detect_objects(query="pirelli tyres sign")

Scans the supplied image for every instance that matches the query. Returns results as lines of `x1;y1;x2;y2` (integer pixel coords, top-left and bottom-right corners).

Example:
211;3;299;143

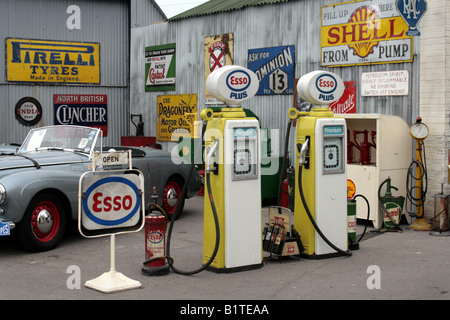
6;38;100;84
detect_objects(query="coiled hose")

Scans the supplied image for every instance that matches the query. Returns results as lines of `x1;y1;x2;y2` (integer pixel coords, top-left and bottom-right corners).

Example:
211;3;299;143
164;147;221;275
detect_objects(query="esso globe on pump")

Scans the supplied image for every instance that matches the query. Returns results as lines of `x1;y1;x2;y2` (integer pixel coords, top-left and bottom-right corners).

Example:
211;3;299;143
297;70;345;105
206;65;259;106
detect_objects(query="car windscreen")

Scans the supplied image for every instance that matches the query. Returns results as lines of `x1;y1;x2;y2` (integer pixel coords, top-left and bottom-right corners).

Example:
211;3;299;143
19;126;101;155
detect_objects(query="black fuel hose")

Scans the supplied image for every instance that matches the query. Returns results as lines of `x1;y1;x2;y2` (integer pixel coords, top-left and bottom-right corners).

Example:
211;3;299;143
277;119;292;207
405;159;427;219
163;147;221;275
352;194;370;243
297;165;352;257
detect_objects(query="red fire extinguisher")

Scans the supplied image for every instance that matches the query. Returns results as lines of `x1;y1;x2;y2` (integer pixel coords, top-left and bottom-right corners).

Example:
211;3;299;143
142;190;170;276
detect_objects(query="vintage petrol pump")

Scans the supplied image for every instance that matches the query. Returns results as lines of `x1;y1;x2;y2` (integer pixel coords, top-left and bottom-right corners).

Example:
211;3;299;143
288;70;351;258
201;65;263;272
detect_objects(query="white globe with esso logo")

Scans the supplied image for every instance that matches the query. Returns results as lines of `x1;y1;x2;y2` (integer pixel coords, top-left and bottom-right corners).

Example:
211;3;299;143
206;65;259;106
297;70;345;106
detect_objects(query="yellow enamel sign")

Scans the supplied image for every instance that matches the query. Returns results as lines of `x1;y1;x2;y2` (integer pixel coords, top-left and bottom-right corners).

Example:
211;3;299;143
6;38;100;84
321;1;413;66
157;94;197;142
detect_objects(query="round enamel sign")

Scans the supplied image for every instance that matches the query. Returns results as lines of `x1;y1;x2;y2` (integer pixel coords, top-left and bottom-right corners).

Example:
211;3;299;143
297;71;345;105
206;65;259;106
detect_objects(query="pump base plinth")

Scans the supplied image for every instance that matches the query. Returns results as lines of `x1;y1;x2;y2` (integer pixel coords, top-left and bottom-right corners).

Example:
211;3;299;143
85;271;141;293
429;230;450;236
141;264;170;276
381;227;403;233
407;218;432;231
206;262;263;274
300;251;351;260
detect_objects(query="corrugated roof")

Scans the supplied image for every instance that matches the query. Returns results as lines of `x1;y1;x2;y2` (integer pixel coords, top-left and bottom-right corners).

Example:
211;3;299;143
169;0;290;21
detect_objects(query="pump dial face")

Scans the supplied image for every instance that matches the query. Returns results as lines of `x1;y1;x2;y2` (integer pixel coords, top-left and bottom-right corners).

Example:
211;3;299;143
234;149;252;174
324;144;339;169
409;122;429;140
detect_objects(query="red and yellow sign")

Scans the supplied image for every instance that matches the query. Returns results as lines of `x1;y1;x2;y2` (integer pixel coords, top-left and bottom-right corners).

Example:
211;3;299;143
321;1;413;67
204;33;234;103
6;38;100;84
347;179;356;199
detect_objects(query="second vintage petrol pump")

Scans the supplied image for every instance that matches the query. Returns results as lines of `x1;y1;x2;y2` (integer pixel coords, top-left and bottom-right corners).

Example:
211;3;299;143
288;70;351;258
201;65;263;273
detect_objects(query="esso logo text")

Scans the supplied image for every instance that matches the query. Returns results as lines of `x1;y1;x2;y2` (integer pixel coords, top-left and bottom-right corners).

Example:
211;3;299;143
92;193;133;213
226;70;251;92
316;74;337;94
229;76;248;86
148;231;163;244
83;176;141;227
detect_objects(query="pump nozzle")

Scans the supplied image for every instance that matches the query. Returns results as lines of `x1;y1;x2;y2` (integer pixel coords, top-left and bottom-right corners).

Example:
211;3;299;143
297;138;310;167
206;140;219;173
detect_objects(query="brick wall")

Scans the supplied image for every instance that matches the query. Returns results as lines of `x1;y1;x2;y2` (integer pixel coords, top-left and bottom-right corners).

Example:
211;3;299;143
419;0;449;218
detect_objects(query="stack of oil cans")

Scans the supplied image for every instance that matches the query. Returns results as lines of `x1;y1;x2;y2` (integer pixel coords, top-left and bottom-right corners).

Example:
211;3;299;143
262;207;304;257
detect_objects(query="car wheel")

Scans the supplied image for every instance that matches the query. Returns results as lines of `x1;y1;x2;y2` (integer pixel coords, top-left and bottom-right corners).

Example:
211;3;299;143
18;193;67;252
163;178;185;220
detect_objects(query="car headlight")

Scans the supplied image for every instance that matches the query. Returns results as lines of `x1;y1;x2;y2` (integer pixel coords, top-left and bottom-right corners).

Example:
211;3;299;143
0;184;6;204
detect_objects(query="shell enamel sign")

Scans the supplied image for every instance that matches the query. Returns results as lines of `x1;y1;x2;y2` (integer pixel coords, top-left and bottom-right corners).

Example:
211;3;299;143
6;38;100;84
321;0;413;67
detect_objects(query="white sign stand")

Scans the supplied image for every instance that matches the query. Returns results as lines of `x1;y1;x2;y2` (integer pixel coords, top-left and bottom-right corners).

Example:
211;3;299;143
80;150;143;293
85;234;141;293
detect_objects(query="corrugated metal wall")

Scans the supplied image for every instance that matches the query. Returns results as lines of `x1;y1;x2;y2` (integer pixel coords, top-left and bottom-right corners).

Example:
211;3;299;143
0;0;130;145
131;0;167;27
130;0;420;161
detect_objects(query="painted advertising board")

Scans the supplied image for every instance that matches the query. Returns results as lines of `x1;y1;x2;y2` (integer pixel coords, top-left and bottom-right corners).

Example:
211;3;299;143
204;33;234;104
79;170;144;238
361;70;409;96
321;0;413;67
6;38;100;84
247;45;295;95
396;0;427;36
145;43;176;92
330;81;357;114
54;94;108;136
156;94;197;141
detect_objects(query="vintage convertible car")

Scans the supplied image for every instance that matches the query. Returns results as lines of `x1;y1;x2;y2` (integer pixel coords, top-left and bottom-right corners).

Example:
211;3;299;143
0;125;201;252
0;143;19;154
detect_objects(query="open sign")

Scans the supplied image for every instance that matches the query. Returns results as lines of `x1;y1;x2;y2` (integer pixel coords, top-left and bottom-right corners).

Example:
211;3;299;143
79;170;144;237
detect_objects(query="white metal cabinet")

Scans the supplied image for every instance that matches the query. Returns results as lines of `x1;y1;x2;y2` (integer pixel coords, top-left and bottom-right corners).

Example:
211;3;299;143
342;114;411;229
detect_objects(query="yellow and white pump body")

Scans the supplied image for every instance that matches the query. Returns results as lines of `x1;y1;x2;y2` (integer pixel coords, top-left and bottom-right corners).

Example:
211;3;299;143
201;65;263;272
288;70;349;258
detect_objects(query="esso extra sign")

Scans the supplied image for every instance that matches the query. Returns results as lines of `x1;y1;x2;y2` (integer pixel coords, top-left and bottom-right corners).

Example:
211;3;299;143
206;65;259;105
297;71;345;105
80;171;144;236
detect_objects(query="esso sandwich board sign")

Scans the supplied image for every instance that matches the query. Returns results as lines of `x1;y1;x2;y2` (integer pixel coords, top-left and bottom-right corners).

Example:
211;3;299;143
78;152;144;294
297;70;345;105
206;65;259;106
78;163;145;238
